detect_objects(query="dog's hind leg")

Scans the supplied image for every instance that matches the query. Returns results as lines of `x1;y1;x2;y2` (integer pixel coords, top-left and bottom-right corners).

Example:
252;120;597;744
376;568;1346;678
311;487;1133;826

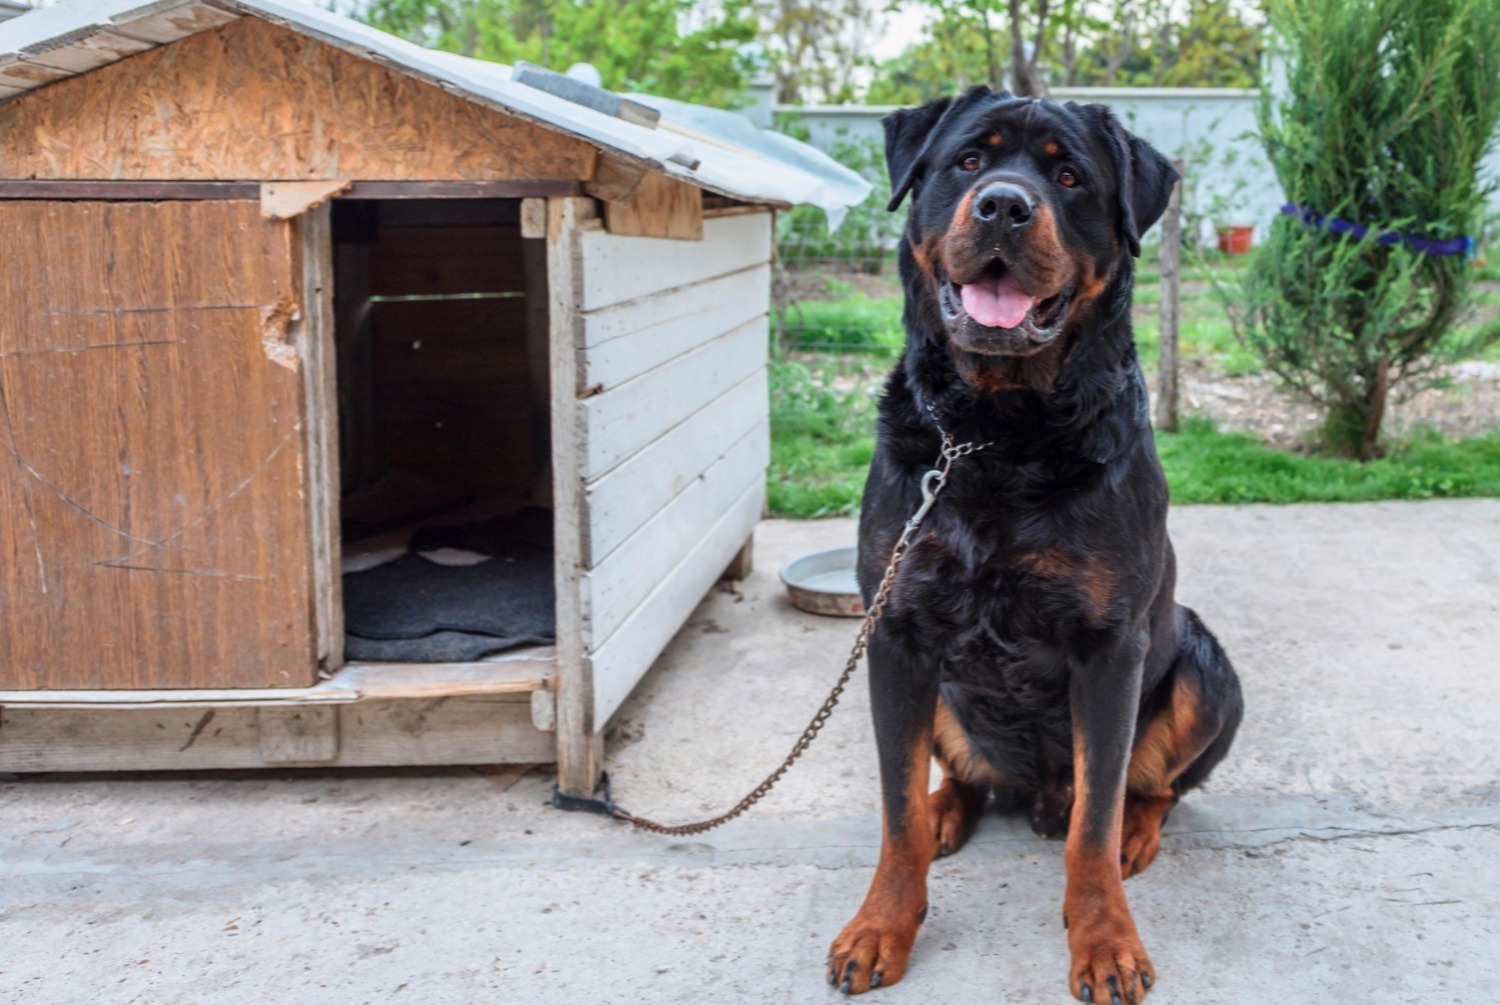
827;631;940;995
1122;606;1243;878
929;691;991;857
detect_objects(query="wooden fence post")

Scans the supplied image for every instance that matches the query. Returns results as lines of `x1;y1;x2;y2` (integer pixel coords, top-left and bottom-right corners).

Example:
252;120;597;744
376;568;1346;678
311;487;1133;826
1155;161;1184;433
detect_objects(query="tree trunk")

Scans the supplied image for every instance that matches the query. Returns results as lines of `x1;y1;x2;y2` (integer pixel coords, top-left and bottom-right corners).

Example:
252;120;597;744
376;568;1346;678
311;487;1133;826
1154;167;1184;432
1358;358;1391;461
1324;359;1391;460
1007;0;1046;96
981;9;1001;90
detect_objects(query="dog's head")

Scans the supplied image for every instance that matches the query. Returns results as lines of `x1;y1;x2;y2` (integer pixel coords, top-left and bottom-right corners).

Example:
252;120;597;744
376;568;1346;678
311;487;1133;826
885;88;1176;389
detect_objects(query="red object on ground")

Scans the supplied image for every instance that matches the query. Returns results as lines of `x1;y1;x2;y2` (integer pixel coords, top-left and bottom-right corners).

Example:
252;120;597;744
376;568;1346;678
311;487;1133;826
1217;225;1254;255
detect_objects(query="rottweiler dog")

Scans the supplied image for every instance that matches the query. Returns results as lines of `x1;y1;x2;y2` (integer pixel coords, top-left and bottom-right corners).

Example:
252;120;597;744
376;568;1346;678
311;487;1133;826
826;88;1243;1002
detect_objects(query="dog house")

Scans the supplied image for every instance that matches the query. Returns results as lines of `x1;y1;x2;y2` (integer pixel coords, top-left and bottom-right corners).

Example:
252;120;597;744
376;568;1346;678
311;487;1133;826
0;0;865;794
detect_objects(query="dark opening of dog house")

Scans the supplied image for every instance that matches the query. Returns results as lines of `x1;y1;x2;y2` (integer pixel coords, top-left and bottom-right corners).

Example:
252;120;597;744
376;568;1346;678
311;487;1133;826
332;199;556;665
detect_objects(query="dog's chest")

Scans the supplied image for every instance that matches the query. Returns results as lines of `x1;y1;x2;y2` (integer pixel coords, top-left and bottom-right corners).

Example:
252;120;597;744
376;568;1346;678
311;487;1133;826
897;522;1116;648
893;529;1098;777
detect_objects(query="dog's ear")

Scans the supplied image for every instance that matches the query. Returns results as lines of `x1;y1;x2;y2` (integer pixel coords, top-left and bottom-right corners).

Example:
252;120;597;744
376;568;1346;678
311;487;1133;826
883;98;951;212
883;87;997;212
1096;108;1179;258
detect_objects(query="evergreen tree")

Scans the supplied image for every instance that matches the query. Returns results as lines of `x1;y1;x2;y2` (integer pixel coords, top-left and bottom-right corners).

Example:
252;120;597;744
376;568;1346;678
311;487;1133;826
1238;0;1500;459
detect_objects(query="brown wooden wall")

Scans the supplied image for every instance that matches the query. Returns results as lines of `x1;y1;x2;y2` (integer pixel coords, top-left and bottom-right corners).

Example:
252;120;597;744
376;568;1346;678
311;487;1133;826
0;200;318;690
0;16;599;183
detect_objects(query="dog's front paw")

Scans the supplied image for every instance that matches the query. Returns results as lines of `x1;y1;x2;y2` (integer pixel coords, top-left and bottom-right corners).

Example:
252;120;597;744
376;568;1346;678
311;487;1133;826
825;906;924;994
1068;918;1154;1003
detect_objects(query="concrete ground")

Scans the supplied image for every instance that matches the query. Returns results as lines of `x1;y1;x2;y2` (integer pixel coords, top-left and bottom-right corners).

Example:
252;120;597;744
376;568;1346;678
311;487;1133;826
4;502;1500;1005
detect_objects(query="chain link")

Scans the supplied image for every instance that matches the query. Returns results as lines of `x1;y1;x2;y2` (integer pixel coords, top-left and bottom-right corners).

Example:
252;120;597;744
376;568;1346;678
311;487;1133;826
612;413;992;837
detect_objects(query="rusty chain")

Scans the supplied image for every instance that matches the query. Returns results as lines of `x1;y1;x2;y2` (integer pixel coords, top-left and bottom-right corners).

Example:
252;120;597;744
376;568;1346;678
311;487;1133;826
607;411;992;837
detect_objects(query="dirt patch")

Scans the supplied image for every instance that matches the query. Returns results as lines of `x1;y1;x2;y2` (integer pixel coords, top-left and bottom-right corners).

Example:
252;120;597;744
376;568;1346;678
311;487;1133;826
1161;359;1500;448
779;264;902;302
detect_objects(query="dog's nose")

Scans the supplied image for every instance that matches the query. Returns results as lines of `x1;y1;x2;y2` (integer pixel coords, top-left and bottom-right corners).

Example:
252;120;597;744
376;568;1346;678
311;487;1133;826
973;183;1034;227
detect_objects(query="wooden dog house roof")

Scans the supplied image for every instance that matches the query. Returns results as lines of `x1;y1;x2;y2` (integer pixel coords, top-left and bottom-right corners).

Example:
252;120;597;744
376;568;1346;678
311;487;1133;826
0;0;868;213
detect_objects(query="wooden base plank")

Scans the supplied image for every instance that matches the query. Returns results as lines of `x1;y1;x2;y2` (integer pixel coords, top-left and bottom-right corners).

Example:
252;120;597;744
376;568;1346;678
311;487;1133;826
0;646;555;708
0;694;553;772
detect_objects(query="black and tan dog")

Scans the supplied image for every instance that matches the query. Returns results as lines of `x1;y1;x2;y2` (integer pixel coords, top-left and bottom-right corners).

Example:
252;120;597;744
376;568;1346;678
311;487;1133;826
826;88;1243;1002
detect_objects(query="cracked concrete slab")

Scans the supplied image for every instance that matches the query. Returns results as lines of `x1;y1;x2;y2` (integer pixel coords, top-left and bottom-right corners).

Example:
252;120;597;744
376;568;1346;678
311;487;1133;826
2;501;1498;1004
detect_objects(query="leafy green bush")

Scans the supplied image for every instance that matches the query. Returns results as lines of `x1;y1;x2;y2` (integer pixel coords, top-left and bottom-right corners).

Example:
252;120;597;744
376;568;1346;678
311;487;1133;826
1237;0;1500;459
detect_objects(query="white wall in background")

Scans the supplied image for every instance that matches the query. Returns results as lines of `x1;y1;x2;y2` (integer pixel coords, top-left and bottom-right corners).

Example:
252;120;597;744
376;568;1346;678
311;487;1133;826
783;89;1500;248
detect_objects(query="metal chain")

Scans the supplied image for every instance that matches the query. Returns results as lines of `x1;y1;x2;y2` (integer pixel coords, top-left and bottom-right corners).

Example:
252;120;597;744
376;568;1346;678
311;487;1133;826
611;413;992;837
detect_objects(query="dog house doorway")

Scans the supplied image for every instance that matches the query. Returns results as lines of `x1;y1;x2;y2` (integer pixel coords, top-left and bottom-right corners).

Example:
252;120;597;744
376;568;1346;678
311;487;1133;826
331;198;555;666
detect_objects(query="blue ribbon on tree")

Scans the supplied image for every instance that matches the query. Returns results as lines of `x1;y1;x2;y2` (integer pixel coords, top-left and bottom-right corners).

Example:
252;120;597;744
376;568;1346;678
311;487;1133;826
1280;203;1477;258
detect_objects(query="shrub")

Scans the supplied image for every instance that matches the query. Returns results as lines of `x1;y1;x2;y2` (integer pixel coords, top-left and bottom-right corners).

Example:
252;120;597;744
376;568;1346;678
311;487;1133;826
1237;0;1500;459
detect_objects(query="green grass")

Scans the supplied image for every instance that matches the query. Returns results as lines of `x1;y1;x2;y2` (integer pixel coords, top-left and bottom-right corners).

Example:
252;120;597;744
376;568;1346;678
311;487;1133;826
766;257;1500;517
769;408;1500;517
768;359;878;517
768;431;876;517
779;294;905;353
1159;418;1500;503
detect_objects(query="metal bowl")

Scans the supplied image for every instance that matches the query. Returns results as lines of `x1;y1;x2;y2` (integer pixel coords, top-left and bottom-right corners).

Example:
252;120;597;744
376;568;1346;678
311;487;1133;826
779;545;865;618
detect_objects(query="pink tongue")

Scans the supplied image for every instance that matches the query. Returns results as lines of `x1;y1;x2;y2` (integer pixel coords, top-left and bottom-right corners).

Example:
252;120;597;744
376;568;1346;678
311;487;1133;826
959;271;1038;329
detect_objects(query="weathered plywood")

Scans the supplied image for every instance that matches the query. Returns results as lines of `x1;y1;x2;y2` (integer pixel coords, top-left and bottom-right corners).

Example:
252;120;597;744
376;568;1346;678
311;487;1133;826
110;1;242;44
261;179;352;220
258;705;339;763
578;211;772;311
0;57;71;93
580;370;766;566
579;315;767;480
16;29;157;74
0;17;598;183
579;265;769;392
589;481;762;726
0;694;554;772
603;172;704;240
580;421;768;647
0;200;316;690
298;203;343;669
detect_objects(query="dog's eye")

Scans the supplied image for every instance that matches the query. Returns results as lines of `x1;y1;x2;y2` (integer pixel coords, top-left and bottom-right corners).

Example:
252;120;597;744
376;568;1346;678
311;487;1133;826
1057;168;1080;188
959;153;982;173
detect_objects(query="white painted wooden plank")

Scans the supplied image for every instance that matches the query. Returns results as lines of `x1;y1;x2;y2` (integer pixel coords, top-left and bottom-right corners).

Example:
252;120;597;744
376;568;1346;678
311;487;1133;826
580;316;766;480
581;268;769;391
589;482;762;726
580;422;767;647
0;695;553;772
578;211;771;311
20;29;155;72
547;196;605;796
581;370;766;566
582;261;769;350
